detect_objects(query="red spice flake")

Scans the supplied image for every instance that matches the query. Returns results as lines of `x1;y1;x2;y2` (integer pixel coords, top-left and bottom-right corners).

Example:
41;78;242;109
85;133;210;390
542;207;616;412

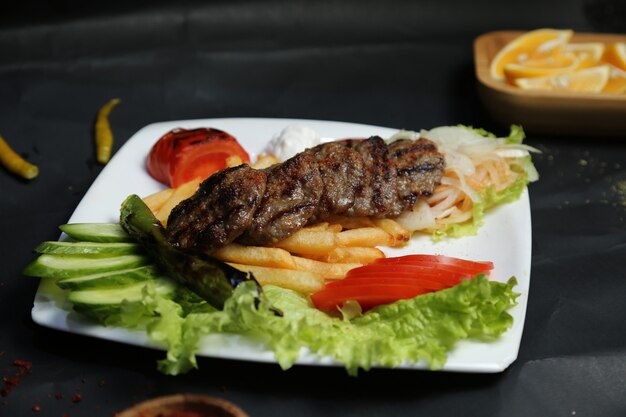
0;351;5;356
1;376;20;397
1;359;33;398
3;377;19;386
72;392;82;403
13;360;33;376
13;359;32;370
31;404;41;412
14;359;32;368
55;393;64;400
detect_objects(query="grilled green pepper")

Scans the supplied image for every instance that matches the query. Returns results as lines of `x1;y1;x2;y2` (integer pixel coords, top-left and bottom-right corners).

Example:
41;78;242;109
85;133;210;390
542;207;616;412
120;194;256;309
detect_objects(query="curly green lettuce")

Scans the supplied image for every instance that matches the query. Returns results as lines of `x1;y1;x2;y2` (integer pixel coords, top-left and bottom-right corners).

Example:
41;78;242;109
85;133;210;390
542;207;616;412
114;275;518;376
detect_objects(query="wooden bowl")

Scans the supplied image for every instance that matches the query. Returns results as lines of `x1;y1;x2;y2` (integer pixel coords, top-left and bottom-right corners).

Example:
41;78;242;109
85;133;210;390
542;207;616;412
116;394;250;417
474;31;626;138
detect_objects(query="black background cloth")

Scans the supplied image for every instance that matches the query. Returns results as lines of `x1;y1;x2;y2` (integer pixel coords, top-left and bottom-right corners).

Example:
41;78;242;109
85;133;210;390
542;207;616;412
1;0;626;416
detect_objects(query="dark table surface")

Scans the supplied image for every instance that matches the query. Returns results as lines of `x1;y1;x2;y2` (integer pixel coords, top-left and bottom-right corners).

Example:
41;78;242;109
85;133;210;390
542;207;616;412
1;1;626;416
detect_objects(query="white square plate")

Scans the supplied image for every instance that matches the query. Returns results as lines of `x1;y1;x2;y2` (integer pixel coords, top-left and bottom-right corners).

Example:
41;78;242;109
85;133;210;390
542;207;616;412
32;118;532;373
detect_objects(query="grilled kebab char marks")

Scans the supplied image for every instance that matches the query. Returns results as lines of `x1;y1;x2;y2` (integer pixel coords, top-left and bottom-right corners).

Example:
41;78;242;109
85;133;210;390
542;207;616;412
166;136;445;254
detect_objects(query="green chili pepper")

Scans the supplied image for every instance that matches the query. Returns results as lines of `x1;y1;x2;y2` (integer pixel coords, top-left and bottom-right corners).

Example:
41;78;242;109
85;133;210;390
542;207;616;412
120;194;258;309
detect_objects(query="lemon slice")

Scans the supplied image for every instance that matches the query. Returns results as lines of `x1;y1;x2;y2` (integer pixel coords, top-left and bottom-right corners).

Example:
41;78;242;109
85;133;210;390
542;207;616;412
564;42;605;69
515;65;610;93
603;64;626;93
603;42;626;71
503;52;580;83
490;29;573;80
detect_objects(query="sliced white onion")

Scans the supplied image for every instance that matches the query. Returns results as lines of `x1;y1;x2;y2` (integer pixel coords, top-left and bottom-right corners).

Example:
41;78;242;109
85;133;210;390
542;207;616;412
446;167;479;202
495;149;530;158
395;200;436;231
433;205;457;220
442;151;475;176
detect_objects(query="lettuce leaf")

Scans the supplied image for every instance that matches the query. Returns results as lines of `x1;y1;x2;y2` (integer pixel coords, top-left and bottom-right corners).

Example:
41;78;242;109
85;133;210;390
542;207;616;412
457;124;525;144
122;276;518;376
456;124;496;138
504;124;526;144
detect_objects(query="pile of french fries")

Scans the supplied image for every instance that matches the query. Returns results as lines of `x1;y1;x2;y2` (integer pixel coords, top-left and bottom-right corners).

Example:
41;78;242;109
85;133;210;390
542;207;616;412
142;154;412;294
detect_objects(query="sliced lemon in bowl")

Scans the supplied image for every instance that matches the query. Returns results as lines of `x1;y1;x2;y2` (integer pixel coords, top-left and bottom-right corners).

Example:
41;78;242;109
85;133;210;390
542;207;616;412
603;42;626;71
503;52;580;83
514;65;610;93
490;28;573;80
564;42;605;69
603;64;626;93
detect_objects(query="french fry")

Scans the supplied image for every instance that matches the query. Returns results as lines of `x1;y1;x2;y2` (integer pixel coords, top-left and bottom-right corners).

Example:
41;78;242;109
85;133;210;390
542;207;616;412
142;188;174;214
325;216;375;230
251;154;280;170
371;219;411;247
336;227;393;247
292;256;361;279
304;222;330;231
327;223;343;233
321;247;385;264
213;243;296;269
155;177;202;226
303;222;329;231
299;222;343;233
228;263;323;293
226;155;244;167
274;229;337;257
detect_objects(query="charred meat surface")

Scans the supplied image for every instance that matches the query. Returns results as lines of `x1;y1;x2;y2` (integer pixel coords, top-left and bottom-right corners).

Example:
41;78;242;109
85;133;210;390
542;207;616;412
166;136;444;253
307;141;365;217
343;137;403;218
166;164;267;253
238;151;324;246
389;138;445;207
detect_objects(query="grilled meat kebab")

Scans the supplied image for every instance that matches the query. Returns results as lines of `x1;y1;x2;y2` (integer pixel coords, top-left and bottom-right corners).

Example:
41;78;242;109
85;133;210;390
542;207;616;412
166;136;445;254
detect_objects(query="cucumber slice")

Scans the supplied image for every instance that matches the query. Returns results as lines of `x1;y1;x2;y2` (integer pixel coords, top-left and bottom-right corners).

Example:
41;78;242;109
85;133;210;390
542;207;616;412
56;266;158;290
68;278;176;323
59;223;133;243
23;254;149;278
35;241;140;256
69;278;175;305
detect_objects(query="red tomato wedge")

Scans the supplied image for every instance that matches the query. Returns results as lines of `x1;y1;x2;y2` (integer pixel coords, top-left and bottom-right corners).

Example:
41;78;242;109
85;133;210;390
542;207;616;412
346;265;485;284
312;284;432;311
147;128;250;188
373;255;493;274
343;271;463;287
311;254;494;311
329;277;450;291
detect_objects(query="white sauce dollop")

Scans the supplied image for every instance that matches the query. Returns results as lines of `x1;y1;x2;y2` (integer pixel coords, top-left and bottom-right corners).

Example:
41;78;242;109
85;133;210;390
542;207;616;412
265;125;321;162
